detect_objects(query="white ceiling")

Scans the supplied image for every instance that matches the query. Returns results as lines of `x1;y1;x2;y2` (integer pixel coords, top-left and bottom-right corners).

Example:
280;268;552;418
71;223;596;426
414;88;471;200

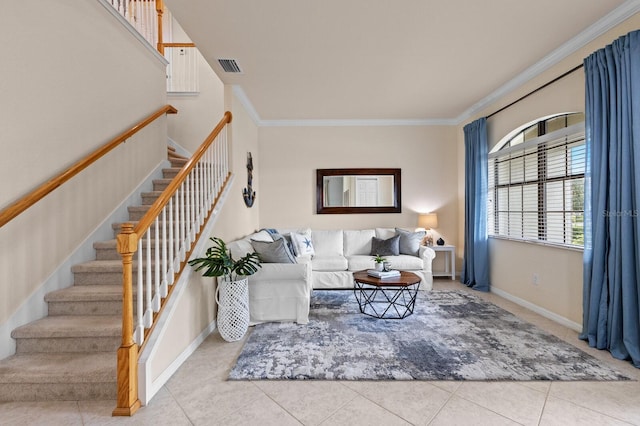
164;0;638;125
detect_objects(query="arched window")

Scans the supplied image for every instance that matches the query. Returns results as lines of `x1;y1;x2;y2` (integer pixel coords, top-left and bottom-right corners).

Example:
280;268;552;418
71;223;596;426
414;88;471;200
487;113;585;248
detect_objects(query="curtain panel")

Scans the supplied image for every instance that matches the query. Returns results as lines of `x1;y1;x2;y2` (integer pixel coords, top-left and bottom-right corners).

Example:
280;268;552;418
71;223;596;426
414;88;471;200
461;117;490;291
581;29;640;367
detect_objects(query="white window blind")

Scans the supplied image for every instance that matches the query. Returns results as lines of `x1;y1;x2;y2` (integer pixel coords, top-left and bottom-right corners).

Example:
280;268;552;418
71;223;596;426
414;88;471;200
488;117;585;248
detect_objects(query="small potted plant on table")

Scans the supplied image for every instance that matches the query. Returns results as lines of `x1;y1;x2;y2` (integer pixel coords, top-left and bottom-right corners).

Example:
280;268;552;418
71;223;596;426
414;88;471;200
189;237;261;342
372;254;386;272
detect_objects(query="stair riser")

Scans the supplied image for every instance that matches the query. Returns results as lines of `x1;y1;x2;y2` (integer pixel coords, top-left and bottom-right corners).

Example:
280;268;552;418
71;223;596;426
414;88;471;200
95;245;160;261
152;179;204;192
15;337;120;354
0;383;116;401
112;222;190;238
73;269;168;286
47;300;135;316
153;180;171;191
73;272;122;286
129;205;203;221
141;193;160;205
163;168;179;179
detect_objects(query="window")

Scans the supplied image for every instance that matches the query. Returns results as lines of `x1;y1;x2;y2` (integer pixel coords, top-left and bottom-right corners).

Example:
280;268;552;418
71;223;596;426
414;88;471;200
487;113;585;248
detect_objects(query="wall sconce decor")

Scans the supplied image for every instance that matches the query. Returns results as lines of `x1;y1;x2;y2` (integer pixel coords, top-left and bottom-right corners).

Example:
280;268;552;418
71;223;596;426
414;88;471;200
242;152;256;207
418;213;438;246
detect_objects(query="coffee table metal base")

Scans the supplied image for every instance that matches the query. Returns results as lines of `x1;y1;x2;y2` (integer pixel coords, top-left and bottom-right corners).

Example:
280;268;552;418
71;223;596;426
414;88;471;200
353;280;419;319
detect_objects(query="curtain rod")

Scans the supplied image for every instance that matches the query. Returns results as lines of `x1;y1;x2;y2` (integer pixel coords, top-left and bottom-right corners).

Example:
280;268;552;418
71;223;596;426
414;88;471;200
486;63;584;119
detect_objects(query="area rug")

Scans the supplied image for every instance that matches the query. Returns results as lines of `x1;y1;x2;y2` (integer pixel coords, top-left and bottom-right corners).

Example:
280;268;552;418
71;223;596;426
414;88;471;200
228;290;631;381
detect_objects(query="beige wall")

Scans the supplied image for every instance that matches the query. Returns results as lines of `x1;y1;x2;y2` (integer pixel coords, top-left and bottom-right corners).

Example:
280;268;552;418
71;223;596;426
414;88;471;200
257;125;459;249
166;17;226;151
457;13;640;326
0;1;167;333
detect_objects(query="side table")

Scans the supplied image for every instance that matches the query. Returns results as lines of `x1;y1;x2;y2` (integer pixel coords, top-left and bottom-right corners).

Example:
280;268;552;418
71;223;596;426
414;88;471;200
430;245;456;280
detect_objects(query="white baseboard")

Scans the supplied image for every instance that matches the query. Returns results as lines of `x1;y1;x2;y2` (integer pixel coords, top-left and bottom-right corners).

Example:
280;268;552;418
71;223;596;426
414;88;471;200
490;287;582;332
139;319;217;405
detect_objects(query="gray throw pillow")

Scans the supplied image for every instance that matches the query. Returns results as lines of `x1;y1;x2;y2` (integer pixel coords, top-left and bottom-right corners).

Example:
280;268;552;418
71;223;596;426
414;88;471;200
395;228;426;256
370;235;400;256
251;239;296;263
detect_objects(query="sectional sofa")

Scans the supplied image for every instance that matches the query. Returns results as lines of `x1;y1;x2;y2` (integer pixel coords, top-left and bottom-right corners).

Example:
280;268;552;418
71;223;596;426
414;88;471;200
226;228;436;325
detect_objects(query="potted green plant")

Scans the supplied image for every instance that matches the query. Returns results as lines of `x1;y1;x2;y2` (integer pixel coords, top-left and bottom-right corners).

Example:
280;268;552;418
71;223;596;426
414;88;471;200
188;237;261;280
372;254;386;271
188;237;261;342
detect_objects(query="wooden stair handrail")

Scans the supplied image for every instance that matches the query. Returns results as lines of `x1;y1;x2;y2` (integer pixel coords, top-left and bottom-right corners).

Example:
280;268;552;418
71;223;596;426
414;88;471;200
133;111;232;236
114;110;232;417
0;104;178;228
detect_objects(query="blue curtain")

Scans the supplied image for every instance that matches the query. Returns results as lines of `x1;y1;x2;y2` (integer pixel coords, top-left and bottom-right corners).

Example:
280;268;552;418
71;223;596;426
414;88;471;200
461;117;490;291
581;30;640;367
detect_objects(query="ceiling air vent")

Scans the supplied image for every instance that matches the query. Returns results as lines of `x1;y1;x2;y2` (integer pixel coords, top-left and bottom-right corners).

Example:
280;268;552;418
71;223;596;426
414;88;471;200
218;58;243;73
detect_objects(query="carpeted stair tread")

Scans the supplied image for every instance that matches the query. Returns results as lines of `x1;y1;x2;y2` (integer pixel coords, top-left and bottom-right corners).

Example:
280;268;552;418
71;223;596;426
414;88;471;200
45;285;131;316
45;285;124;302
162;168;180;178
71;260;124;273
141;191;164;205
11;315;121;339
93;239;118;249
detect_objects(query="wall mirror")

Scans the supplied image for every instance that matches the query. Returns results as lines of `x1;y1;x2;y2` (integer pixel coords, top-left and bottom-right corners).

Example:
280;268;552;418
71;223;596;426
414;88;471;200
316;168;401;214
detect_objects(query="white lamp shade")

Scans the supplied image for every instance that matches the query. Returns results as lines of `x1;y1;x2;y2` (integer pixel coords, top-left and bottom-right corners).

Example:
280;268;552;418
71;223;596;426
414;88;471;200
418;213;438;229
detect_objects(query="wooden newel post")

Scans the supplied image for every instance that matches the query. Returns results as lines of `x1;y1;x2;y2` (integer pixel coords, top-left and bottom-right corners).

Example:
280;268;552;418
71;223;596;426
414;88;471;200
156;0;164;55
112;223;141;416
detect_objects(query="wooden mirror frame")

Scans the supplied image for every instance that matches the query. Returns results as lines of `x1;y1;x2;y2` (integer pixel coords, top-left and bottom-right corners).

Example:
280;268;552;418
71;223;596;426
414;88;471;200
316;168;401;214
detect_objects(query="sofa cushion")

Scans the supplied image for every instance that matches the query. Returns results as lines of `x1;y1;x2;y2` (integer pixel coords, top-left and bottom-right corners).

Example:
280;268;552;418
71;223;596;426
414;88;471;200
346;255;377;272
384;254;424;270
395;228;426;256
370;235;400;256
343;229;375;256
311;255;348;271
251;239;296;263
312;230;344;257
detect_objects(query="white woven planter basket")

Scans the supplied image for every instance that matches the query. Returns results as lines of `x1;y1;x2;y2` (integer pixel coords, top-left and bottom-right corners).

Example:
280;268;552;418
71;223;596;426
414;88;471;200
216;277;250;342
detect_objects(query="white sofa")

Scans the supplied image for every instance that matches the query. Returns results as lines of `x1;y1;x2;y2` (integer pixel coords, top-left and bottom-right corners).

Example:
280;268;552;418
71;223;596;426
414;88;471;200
226;228;436;325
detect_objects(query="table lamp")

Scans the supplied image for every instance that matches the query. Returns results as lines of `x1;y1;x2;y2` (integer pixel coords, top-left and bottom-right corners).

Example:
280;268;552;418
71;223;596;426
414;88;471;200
418;213;438;246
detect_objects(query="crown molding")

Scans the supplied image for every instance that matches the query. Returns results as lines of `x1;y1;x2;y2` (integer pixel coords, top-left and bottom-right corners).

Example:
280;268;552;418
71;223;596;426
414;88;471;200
455;0;640;125
231;86;456;127
258;118;458;127
231;86;262;124
231;0;640;128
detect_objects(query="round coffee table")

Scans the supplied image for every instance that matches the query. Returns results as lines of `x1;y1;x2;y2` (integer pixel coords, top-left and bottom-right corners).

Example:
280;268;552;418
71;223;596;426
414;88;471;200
352;270;421;319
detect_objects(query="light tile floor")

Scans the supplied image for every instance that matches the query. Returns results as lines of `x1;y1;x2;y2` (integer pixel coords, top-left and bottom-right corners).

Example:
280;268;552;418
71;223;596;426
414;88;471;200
2;279;639;425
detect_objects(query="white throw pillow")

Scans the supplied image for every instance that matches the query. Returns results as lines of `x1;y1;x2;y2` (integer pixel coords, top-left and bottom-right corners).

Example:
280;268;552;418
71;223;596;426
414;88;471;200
251;229;273;242
290;231;315;257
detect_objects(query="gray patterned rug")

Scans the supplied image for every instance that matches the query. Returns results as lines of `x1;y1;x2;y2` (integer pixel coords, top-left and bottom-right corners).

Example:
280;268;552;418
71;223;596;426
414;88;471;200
228;289;631;381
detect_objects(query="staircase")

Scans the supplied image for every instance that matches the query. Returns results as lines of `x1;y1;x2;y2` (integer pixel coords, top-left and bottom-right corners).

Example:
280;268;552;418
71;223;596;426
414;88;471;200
0;149;187;402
